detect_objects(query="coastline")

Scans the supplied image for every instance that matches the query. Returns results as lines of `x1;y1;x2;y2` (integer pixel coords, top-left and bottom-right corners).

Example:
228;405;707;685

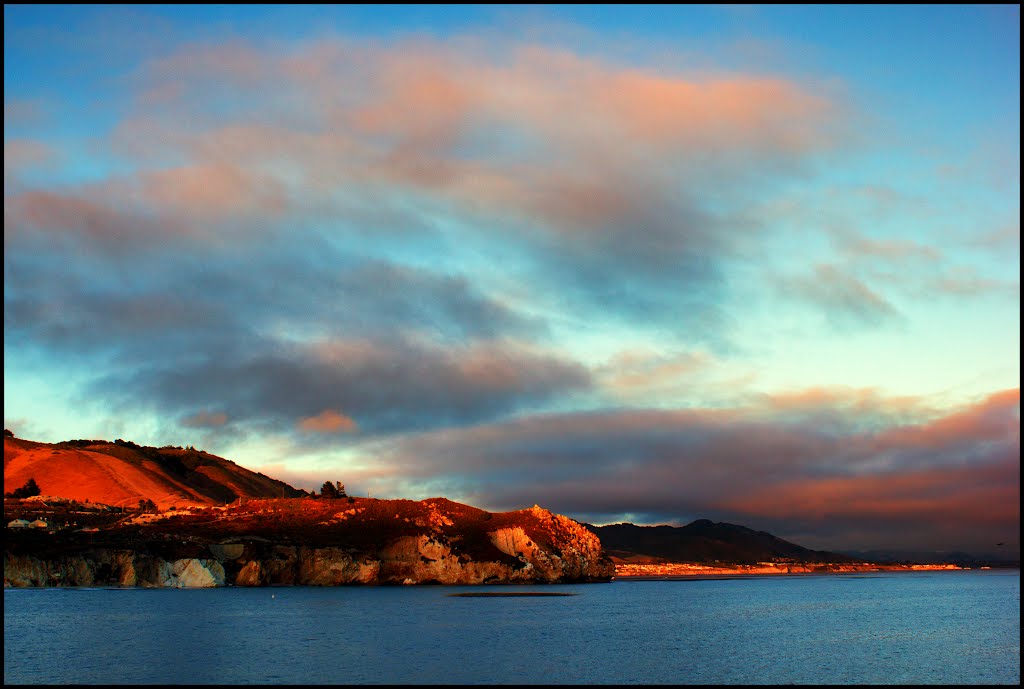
612;562;965;579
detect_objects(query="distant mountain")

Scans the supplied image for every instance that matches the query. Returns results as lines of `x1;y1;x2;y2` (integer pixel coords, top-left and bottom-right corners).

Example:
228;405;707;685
587;520;857;565
841;549;1020;569
4;434;304;509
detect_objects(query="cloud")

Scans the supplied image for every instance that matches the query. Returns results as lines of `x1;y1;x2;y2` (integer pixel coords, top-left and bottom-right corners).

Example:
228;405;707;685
3;31;852;458
298;409;357;434
869;388;1019;453
596;349;712;393
4;236;576;439
4;189;183;247
841;236;942;262
930;273;1020;299
127;37;841;158
139;163;289;220
778;263;904;330
90;335;592;439
3;99;47;127
82;35;844;343
751;386;932;432
345;388;1019;552
4;139;58;185
181;411;228;428
971;221;1019;253
718;449;1019;553
592;348;761;407
4;164;290;248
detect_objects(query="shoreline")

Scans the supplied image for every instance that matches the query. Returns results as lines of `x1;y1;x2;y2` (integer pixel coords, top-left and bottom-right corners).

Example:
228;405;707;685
612;562;966;579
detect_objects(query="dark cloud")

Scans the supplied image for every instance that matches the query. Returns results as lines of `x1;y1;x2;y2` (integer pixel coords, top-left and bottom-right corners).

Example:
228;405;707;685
93;336;591;437
354;389;1019;553
4;230;542;349
4;225;572;438
511;191;735;347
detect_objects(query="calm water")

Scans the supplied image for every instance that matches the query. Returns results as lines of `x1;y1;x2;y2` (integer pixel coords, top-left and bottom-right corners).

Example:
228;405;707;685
4;571;1019;684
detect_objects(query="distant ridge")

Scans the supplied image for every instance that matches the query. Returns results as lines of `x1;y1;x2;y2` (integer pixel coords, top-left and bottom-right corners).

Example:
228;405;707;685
587;519;857;564
841;548;1020;569
3;434;304;509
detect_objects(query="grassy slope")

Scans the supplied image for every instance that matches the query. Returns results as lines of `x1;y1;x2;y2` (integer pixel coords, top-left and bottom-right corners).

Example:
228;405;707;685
4;436;303;509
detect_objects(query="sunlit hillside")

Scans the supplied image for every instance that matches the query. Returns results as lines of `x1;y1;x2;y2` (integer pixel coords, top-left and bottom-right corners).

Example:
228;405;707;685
3;434;303;509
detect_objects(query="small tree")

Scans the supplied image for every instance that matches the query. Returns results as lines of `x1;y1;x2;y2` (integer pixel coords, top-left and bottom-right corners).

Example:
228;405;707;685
320;481;337;499
5;477;40;499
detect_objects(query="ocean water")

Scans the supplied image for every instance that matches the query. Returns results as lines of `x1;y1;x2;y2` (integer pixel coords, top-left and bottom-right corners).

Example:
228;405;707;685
4;570;1019;685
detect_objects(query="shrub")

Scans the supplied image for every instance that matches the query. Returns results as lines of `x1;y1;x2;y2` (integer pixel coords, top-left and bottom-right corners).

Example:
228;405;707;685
5;477;40;499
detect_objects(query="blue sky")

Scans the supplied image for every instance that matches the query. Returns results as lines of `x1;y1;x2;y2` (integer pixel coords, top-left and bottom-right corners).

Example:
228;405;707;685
4;5;1019;553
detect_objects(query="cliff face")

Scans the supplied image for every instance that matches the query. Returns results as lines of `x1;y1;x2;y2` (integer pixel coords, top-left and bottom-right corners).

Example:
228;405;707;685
4;499;614;587
4;550;228;588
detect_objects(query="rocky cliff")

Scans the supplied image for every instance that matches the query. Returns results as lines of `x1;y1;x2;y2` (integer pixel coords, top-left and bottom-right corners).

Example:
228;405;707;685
4;498;614;587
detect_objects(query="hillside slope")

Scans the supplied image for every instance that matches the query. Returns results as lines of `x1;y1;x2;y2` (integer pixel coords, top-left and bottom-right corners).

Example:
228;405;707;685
3;436;302;509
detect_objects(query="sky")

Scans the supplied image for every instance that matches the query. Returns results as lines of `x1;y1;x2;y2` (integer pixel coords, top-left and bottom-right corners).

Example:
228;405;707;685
4;5;1019;555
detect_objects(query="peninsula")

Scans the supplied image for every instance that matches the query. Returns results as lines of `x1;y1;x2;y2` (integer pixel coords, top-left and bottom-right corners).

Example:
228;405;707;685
4;432;975;587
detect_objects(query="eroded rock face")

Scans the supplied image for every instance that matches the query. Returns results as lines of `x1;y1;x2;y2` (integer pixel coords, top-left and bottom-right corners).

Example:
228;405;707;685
3;551;226;588
4;500;615;587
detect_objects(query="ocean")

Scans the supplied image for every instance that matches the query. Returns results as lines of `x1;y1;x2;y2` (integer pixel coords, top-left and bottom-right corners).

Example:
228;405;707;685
3;570;1019;684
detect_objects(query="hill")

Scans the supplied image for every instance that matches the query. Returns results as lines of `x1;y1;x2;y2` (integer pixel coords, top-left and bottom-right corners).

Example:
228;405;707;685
3;432;613;587
588;520;857;564
4;496;614;586
3;435;303;509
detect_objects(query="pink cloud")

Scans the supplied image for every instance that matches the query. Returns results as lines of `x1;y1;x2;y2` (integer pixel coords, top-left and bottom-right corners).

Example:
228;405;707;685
4;189;171;244
870;388;1019;451
97;36;847;238
719;451;1019;526
4;139;58;183
139;163;288;219
4;161;288;245
298;409;358;434
843;236;942;262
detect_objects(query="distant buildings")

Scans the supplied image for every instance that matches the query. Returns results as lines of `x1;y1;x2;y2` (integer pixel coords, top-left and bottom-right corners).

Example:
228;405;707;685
6;518;48;529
